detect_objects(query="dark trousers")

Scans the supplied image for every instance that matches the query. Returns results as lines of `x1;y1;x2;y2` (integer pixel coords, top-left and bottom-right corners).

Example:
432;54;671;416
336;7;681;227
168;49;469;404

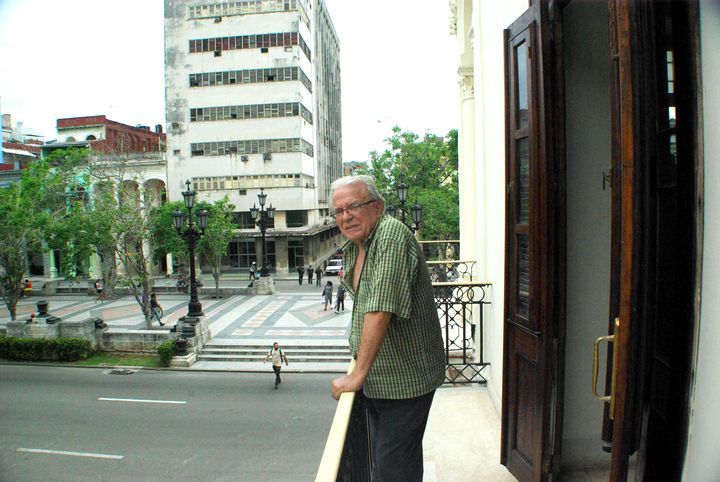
365;390;435;482
272;365;282;385
336;299;344;311
307;274;313;284
298;274;303;285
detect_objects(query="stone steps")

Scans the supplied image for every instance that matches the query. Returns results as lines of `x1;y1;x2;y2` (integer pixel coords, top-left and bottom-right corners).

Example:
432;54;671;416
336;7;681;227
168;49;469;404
197;343;352;364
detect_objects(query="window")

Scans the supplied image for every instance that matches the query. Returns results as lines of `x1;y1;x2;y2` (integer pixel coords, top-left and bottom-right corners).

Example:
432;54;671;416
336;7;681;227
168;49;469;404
286;210;307;228
187;67;311;92
86;135;97;141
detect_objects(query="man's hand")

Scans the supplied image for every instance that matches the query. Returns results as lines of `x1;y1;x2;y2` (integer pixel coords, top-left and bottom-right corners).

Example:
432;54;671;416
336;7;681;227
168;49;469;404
331;373;364;400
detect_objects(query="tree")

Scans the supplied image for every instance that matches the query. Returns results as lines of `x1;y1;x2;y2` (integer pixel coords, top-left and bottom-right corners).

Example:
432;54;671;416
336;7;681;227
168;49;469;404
0;183;39;320
0;149;88;320
361;126;459;241
197;197;235;297
149;200;189;270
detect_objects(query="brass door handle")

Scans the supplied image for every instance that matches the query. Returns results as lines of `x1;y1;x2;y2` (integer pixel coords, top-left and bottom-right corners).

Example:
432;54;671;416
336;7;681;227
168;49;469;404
592;318;620;419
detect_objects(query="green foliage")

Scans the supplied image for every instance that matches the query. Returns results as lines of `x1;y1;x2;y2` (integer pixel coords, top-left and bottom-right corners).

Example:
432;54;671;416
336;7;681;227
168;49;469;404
0;337;93;362
197;197;236;287
360;127;459;240
157;339;176;367
149;200;188;265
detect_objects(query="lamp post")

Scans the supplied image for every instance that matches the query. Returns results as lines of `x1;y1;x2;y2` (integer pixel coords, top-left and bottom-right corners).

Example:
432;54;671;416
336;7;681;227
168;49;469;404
172;180;209;317
249;187;275;276
386;180;423;234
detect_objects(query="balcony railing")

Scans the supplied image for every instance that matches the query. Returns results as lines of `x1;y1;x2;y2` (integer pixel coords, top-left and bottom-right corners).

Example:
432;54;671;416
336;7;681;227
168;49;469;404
316;278;491;481
434;281;490;384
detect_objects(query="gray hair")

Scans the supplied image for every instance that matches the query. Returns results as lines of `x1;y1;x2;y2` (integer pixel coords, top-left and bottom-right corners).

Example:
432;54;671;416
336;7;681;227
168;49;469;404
329;175;385;208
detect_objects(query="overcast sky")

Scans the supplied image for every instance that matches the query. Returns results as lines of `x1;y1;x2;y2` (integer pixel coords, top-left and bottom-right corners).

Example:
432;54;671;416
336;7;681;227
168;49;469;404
0;0;459;162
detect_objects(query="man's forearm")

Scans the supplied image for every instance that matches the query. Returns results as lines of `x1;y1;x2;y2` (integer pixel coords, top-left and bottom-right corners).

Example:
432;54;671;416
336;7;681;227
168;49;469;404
353;311;392;382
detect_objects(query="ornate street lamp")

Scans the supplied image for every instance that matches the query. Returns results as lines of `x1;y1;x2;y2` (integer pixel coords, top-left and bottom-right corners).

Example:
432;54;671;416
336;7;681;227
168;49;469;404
173;180;209;317
249;187;275;276
410;201;423;234
387;179;422;234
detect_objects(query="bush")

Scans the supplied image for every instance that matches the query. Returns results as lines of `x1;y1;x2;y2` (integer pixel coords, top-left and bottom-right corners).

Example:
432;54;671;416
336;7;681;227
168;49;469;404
157;339;176;367
0;337;92;362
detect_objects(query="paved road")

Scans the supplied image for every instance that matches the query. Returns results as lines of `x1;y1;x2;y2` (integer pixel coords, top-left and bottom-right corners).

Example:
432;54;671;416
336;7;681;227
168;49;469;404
0;364;338;481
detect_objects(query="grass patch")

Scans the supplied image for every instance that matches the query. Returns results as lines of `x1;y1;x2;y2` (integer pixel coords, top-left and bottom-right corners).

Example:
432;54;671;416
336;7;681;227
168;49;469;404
67;352;161;368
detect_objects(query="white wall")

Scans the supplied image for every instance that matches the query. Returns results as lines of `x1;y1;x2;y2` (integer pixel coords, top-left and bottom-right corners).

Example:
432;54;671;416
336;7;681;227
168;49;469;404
470;0;528;411
683;3;720;481
561;1;613;469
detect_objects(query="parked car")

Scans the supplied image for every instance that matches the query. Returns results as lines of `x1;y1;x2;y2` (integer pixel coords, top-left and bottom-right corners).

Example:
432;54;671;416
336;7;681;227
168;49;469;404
325;258;343;276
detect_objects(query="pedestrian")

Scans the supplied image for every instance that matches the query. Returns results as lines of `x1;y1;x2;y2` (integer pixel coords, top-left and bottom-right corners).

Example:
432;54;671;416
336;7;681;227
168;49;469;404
20;279;32;298
249;262;256;281
306;264;314;285
150;292;164;326
94;278;105;303
296;265;304;285
263;342;289;388
315;266;323;286
334;284;346;313
329;175;444;482
322;281;333;311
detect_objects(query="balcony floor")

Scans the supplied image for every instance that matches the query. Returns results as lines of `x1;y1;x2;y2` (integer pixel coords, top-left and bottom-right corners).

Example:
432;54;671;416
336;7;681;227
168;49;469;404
424;385;515;482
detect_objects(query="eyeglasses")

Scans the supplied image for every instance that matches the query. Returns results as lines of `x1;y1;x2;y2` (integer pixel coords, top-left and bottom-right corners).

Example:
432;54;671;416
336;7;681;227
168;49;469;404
332;200;376;218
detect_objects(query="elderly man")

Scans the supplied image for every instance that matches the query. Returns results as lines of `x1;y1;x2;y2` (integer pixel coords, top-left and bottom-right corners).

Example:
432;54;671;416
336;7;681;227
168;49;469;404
330;175;445;482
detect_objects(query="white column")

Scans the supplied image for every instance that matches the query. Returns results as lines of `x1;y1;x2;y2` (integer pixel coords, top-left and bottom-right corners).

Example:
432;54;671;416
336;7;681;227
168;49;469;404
458;67;478;269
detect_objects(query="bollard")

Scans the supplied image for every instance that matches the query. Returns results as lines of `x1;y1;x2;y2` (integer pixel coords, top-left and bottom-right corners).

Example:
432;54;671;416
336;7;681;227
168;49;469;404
36;300;49;317
175;338;188;355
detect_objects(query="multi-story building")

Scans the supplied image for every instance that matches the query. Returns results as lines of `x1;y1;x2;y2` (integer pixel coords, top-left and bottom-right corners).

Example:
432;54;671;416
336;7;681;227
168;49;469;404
164;0;343;276
36;115;168;278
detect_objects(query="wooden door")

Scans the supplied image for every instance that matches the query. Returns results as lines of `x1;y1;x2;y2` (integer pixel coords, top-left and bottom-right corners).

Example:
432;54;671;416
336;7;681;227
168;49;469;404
602;1;699;480
500;2;563;480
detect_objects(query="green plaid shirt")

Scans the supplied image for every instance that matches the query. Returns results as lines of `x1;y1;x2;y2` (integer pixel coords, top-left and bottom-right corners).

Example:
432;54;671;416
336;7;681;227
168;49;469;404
341;214;445;399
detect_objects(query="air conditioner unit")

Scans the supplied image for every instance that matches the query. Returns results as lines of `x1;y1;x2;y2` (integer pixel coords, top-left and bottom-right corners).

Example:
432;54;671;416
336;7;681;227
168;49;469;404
263;153;272;161
241;155;249;162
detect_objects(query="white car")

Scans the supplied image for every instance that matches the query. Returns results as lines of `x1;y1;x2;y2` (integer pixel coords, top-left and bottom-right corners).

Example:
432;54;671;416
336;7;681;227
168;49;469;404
324;259;343;276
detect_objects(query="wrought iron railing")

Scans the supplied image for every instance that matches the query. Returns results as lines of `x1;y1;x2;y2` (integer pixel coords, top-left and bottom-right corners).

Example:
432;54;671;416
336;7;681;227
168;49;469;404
418;239;460;261
434;282;490;384
426;259;477;282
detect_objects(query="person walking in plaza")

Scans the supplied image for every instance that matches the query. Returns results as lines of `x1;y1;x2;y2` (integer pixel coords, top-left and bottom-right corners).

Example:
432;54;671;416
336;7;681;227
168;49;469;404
263;342;289;388
150;292;164;326
334;284;346;313
296;264;304;285
306;264;314;285
315;266;323;286
94;278;106;303
322;280;333;311
249;262;256;281
329;175;445;482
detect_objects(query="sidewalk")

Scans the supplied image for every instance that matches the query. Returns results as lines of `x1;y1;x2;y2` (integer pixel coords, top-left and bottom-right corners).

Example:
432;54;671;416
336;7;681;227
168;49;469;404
1;278;353;373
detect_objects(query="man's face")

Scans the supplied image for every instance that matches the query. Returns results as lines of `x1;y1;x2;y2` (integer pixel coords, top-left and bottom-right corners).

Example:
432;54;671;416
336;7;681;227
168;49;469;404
332;183;384;245
273;343;279;349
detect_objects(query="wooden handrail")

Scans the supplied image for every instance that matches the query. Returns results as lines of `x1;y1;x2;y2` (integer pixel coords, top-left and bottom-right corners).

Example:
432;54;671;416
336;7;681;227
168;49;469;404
315;360;356;482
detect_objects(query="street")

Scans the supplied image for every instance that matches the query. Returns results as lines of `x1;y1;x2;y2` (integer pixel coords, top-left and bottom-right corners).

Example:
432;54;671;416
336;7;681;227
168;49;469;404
0;365;338;481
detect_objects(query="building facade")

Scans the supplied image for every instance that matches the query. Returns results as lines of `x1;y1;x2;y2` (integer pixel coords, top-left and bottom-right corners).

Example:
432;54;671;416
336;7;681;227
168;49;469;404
451;1;720;480
164;0;343;276
37;116;168;279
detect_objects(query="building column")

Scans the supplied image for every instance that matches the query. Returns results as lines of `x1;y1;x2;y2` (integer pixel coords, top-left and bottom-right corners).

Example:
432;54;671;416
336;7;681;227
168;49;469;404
88;252;101;279
166;253;174;276
458;67;478;271
275;236;289;276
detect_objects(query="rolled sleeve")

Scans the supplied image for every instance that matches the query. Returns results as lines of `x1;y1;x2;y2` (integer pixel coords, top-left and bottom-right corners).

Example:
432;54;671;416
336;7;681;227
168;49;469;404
363;237;417;319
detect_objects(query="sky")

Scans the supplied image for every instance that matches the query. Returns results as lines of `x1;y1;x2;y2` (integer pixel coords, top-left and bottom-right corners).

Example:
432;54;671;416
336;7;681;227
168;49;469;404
0;0;459;162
